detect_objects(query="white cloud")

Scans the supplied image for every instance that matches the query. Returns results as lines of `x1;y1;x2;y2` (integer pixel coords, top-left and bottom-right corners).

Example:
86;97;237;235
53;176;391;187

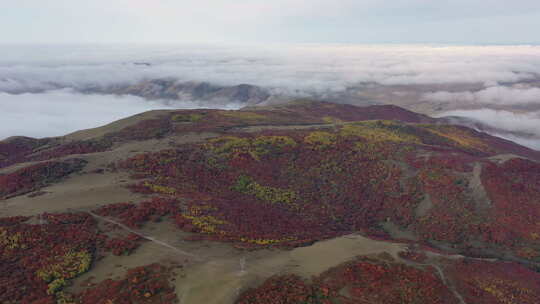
440;109;540;134
438;109;540;150
475;86;540;105
491;133;540;151
423;86;540;105
1;44;540;95
0;89;242;140
2;44;540;145
422;91;476;103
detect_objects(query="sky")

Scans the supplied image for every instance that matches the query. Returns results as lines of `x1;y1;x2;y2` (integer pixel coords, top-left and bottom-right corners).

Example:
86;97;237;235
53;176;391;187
2;0;540;44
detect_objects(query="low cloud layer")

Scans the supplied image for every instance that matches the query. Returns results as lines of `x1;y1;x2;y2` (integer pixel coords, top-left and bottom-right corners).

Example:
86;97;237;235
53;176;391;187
423;86;540;106
2;44;540;147
438;109;540;150
1;44;540;95
0;89;241;140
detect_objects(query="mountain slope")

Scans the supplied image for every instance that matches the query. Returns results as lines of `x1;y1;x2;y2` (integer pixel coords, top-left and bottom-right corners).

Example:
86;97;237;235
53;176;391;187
1;101;539;304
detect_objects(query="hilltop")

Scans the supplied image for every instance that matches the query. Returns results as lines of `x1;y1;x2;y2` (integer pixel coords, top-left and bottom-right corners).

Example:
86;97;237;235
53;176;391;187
1;100;539;304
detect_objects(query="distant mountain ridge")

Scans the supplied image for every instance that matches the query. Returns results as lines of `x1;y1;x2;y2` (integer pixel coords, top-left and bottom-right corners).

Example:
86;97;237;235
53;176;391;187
96;79;272;106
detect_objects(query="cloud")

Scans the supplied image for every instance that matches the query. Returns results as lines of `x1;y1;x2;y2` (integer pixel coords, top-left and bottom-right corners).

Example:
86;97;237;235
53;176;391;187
2;44;540;145
1;44;540;96
491;133;540;151
0;89;242;140
437;109;540;150
423;86;540;105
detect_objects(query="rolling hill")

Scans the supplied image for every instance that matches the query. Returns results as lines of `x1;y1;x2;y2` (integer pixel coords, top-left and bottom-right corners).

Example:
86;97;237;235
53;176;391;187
1;100;539;304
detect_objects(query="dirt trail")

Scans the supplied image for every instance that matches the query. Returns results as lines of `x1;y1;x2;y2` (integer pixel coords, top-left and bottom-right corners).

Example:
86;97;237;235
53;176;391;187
1;132;219;217
174;234;409;304
69;209;414;304
432;264;467;304
82;210;200;260
70;213;414;304
230;123;334;133
70;209;474;304
69;207;480;304
410;261;467;304
469;162;491;210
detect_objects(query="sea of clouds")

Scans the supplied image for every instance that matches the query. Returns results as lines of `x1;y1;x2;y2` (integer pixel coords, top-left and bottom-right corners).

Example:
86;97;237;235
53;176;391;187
0;88;243;140
423;86;540;106
1;44;540;148
2;44;540;93
436;109;540;150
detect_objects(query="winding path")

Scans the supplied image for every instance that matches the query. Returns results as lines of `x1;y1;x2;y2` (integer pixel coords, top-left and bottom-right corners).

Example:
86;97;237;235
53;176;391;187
431;264;467;304
71;208;489;304
412;260;467;304
69;208;202;261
